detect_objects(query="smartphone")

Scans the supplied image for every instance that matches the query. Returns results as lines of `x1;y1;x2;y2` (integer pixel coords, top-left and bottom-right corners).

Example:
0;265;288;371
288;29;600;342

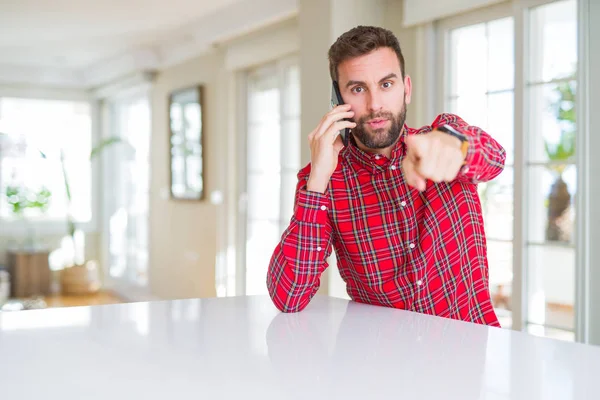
330;80;350;146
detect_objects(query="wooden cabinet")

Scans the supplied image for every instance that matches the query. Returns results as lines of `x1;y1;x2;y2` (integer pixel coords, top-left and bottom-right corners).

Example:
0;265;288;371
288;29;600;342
7;250;51;297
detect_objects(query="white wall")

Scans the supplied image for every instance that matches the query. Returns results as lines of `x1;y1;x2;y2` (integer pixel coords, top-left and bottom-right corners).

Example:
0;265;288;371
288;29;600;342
403;0;506;26
149;50;223;299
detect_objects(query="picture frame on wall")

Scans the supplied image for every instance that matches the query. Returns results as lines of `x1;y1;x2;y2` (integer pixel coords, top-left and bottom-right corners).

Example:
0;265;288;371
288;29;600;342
168;85;204;201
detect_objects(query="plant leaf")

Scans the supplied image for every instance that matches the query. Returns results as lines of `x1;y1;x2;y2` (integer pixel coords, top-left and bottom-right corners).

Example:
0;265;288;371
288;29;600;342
90;137;123;159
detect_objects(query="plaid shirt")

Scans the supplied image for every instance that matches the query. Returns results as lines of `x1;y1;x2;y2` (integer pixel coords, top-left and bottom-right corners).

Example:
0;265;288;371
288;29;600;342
267;113;506;327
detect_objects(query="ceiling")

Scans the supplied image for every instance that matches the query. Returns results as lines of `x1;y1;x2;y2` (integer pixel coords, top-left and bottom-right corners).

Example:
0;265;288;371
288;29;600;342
0;0;297;88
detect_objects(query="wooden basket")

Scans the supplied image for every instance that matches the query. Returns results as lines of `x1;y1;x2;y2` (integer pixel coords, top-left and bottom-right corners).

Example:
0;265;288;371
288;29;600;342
60;261;101;295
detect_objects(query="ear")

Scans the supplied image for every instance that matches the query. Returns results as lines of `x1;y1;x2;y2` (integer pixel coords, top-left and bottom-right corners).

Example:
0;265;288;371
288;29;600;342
403;75;413;105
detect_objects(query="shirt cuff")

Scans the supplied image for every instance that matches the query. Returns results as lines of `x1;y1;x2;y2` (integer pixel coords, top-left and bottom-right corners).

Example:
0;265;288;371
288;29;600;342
294;189;331;224
452;126;481;181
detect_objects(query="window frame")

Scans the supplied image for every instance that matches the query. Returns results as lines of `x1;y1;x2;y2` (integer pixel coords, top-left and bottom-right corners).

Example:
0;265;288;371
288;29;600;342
0;90;101;238
236;54;300;297
98;84;153;296
435;0;584;338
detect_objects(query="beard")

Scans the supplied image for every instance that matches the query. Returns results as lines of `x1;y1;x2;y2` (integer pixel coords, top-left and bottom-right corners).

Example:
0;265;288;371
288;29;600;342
351;95;407;149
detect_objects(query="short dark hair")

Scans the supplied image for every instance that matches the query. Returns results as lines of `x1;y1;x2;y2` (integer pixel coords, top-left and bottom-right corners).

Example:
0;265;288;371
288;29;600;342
328;25;406;81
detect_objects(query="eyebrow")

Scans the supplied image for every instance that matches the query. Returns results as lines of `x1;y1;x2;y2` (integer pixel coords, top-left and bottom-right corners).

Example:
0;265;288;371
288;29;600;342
345;73;398;89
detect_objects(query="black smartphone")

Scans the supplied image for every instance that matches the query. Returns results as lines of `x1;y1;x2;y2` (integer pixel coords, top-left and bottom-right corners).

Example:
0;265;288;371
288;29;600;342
331;80;350;146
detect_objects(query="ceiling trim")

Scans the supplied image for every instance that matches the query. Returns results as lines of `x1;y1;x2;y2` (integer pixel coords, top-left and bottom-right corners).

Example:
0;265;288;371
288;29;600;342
84;49;160;88
89;71;156;100
0;64;84;88
0;0;298;91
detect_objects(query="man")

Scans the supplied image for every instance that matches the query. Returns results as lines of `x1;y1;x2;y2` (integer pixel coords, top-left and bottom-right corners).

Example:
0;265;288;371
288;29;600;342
266;25;506;327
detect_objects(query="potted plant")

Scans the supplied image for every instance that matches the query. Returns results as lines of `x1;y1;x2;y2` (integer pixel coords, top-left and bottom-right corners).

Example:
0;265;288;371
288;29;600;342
1;132;52;248
1;133;55;296
545;79;576;242
42;137;128;295
5;185;52;249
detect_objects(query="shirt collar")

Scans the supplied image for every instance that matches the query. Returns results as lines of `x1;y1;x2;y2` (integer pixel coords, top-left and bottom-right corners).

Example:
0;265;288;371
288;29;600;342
345;124;409;174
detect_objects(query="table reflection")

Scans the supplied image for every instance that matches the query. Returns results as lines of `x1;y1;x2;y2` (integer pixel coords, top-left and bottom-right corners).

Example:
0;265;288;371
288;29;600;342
266;300;489;400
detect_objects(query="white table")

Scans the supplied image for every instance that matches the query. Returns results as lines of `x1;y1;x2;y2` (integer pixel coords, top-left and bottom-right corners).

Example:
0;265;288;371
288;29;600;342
0;295;598;399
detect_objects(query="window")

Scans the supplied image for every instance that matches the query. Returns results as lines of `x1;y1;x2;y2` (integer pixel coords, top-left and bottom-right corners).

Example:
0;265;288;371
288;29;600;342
242;58;300;296
0;97;92;224
525;0;577;340
103;94;151;287
440;0;578;341
445;16;515;328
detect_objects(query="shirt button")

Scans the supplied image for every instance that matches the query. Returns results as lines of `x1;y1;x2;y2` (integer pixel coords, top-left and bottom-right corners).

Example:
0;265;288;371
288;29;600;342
375;155;381;160
320;205;327;211
409;243;416;249
463;166;469;173
400;201;407;207
317;246;322;251
417;280;423;286
390;165;397;170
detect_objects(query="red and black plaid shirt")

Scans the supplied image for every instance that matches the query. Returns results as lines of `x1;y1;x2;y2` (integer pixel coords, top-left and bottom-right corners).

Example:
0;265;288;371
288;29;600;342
267;113;506;327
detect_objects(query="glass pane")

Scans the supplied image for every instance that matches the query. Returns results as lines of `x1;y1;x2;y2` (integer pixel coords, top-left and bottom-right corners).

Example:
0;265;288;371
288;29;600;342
455;94;487;131
63;159;92;222
244;60;300;296
184;103;201;140
479;167;513;241
107;96;151;286
0;98;92;221
449;23;487;96
280;170;298;229
247;172;281;221
487;17;515;92
247;75;280;124
247;120;281;172
527;244;575;330
444;98;455;115
527;324;575;342
487;240;513;323
283;64;300;118
246;220;281;295
1;156;68;220
527;165;576;244
527;81;576;163
528;0;577;83
487;91;514;165
281;118;301;170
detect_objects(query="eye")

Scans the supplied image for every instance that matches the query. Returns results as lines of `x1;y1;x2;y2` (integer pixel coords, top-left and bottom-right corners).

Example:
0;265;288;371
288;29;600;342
382;81;393;89
351;86;364;94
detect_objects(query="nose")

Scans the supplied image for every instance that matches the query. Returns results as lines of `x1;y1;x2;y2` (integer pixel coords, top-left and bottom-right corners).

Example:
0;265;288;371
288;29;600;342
367;89;383;113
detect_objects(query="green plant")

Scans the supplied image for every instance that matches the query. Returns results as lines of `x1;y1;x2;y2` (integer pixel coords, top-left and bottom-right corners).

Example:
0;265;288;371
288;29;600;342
40;136;129;265
545;79;576;175
544;78;576;242
5;185;52;217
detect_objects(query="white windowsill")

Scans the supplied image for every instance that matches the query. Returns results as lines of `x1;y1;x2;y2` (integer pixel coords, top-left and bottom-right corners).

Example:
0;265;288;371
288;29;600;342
0;219;97;238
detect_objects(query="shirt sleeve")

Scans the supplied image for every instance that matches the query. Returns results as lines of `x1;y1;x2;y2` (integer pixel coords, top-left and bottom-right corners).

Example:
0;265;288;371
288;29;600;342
266;164;335;313
432;113;506;184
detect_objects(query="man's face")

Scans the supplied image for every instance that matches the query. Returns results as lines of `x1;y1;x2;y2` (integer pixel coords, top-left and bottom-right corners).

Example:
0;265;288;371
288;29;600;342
337;47;412;149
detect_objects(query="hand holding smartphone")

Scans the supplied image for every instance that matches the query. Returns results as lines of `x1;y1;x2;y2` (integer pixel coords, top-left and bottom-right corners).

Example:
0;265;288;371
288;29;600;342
330;81;351;146
306;83;355;193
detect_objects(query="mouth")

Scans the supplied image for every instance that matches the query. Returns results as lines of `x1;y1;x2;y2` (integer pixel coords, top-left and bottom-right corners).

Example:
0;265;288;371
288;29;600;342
366;118;389;129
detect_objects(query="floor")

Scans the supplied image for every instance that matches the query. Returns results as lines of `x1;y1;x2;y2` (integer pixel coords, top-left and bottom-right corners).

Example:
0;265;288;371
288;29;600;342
3;290;126;311
42;291;125;308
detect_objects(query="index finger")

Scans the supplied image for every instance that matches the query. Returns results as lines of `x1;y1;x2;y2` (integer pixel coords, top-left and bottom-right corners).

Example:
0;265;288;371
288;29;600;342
406;134;429;159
